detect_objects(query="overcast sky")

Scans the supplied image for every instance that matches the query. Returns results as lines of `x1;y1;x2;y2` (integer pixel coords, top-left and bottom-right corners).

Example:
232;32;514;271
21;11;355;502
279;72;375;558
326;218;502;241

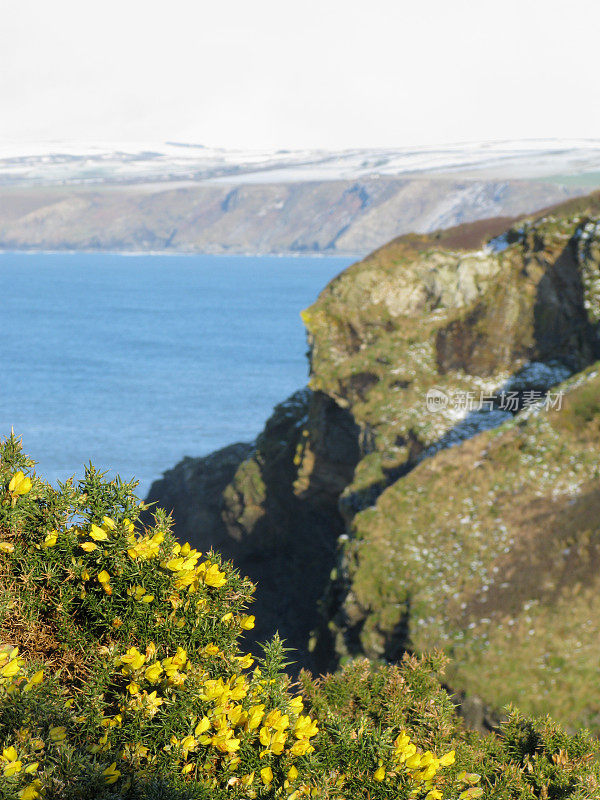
2;0;599;150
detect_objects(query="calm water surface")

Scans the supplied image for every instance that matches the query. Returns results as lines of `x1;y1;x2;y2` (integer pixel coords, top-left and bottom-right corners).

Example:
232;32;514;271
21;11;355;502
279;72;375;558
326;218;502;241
0;252;352;496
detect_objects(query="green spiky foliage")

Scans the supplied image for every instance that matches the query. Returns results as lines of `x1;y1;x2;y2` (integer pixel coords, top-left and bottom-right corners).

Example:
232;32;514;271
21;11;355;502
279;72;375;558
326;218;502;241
0;434;598;799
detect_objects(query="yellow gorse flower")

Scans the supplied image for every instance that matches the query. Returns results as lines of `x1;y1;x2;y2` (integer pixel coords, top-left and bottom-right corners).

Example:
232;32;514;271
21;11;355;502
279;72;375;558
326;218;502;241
19;781;43;800
9;471;32;496
49;726;67;744
246;704;265;730
439;749;456;767
120;647;146;672
288;695;303;714
293;714;319;740
102;761;121;785
260;766;273;785
144;662;163;684
127;530;164;560
1;657;21;678
194;717;210;736
2;745;23;777
42;531;58;548
127;584;154;603
23;670;44;693
90;524;109;542
202;562;227;588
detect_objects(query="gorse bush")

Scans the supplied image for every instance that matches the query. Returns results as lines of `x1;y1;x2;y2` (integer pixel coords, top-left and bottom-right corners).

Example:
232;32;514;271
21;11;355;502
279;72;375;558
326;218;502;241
0;434;599;799
299;663;600;800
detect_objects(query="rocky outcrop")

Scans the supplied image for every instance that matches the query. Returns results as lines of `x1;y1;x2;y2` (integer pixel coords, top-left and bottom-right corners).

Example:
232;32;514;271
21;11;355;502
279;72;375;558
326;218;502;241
145;443;254;551
147;390;360;671
149;191;600;729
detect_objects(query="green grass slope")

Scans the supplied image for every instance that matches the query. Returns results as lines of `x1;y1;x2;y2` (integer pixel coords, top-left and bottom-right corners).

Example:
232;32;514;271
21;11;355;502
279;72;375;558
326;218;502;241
331;366;600;729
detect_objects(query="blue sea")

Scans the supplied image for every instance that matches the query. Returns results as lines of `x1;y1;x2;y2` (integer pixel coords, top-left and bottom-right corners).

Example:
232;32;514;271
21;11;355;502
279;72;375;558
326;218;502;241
0;252;352;497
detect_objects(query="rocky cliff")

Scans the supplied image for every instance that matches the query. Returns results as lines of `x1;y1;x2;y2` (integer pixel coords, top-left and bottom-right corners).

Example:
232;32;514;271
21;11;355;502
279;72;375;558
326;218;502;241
146;390;359;671
147;191;600;730
0;177;582;255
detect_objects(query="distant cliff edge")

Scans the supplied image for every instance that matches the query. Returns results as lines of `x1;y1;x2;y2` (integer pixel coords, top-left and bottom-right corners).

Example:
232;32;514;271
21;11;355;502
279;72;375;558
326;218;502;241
0;177;584;255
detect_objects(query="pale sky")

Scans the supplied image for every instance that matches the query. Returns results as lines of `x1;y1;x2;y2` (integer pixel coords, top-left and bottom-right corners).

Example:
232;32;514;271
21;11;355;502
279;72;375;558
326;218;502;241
2;0;600;150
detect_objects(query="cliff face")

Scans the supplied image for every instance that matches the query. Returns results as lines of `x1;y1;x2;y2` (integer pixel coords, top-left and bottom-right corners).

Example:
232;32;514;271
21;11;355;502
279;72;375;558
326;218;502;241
0;177;582;255
148;191;600;729
147;390;360;670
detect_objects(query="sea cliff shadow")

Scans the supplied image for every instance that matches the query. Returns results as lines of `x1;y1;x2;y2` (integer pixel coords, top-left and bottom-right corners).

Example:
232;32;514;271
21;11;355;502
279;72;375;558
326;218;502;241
145;388;361;676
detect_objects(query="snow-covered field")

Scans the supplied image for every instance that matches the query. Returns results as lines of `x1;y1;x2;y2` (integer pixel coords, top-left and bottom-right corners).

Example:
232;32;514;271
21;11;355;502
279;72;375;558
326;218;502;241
3;139;600;187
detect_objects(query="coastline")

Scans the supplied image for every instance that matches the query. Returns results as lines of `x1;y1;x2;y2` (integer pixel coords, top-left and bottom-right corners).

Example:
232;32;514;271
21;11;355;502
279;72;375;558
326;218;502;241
0;248;365;259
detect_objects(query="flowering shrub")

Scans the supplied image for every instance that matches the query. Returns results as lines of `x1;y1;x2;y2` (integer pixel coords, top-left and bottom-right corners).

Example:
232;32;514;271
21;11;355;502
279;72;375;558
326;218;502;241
0;433;599;799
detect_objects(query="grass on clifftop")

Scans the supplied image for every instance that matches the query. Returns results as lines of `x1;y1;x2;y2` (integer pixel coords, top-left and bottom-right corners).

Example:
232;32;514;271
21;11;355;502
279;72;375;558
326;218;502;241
0;433;599;799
